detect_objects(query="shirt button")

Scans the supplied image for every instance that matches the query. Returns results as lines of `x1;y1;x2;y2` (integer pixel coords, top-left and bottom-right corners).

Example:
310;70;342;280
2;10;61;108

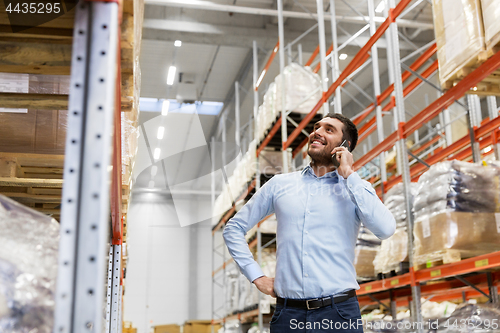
305;252;308;255
310;193;313;196
305;274;309;277
305;231;309;234
306;210;310;214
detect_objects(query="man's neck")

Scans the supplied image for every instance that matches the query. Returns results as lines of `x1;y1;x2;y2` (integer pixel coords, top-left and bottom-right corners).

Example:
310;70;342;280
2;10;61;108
310;161;336;177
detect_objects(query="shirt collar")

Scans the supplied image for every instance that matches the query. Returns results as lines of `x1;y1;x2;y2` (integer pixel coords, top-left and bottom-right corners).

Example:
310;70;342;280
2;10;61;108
301;164;339;179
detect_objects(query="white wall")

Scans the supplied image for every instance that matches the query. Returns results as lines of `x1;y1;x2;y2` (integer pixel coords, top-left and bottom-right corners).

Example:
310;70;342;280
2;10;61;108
123;192;214;333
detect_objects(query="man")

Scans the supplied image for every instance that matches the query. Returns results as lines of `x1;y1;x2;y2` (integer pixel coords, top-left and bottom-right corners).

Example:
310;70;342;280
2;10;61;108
223;113;396;332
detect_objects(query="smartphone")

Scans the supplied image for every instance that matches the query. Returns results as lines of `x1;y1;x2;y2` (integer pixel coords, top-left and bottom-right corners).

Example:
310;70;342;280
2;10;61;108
332;139;349;167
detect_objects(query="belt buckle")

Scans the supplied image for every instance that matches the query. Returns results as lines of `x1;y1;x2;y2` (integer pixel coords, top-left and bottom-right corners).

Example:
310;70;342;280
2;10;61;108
306;298;320;310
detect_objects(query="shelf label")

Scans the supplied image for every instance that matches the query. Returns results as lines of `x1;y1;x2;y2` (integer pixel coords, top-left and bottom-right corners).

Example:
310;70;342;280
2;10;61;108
430;269;441;277
475;259;489;268
426;260;432;268
365;285;372;291
390;279;399;286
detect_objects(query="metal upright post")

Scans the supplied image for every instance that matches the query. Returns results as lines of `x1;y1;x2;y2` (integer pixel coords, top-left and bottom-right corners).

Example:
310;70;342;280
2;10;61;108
54;1;119;332
387;0;422;330
316;0;329;116
368;0;387;184
298;43;303;65
487;96;498;120
466;94;481;162
277;0;289;173
329;0;342;114
235;81;241;162
211;136;216;333
109;245;122;333
253;40;264;332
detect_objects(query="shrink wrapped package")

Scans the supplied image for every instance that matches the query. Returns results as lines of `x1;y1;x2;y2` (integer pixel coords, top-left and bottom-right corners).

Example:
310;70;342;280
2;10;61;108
122;110;139;186
413;160;500;222
480;0;500;49
0;194;59;333
436;303;500;332
373;183;417;274
413;160;500;266
431;0;485;86
274;63;322;114
353;246;377;279
0;74;69;154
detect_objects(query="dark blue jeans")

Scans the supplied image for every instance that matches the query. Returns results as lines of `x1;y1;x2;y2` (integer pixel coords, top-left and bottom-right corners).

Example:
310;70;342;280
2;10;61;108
270;296;364;333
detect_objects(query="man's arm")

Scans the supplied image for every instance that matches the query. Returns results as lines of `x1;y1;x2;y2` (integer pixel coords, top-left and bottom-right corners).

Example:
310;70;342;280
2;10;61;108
333;146;396;239
223;177;276;283
345;172;396;239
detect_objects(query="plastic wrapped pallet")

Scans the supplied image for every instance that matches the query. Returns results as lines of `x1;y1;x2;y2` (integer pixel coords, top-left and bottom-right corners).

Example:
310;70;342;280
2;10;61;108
0;194;59;333
414;211;500;266
353;246;377;279
274;63;322;114
122;110;139;186
413;160;500;222
435;303;500;332
373;228;408;275
431;0;485;87
480;0;500;49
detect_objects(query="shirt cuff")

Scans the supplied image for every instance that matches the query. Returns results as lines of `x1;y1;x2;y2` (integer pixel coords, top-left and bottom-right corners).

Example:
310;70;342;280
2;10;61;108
242;261;265;283
345;171;366;192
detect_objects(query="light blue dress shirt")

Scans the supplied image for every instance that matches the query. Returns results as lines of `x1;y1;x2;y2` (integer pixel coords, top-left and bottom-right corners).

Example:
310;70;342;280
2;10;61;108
223;165;396;299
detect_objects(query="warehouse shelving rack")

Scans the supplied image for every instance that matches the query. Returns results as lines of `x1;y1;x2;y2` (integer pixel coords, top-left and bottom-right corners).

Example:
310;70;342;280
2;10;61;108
0;0;141;331
211;0;500;332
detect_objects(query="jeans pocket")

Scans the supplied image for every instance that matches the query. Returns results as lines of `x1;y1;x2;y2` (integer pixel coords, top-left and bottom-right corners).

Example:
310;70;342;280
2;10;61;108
270;305;284;324
334;297;361;321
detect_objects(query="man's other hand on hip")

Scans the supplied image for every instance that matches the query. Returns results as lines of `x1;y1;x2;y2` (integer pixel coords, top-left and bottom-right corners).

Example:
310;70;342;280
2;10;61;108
253;276;276;297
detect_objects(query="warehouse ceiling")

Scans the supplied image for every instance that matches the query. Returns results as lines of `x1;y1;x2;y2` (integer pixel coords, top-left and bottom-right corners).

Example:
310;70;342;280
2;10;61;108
134;0;437;194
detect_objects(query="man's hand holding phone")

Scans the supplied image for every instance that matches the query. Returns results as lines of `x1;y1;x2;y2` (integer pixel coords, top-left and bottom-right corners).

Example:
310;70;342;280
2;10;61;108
332;140;354;179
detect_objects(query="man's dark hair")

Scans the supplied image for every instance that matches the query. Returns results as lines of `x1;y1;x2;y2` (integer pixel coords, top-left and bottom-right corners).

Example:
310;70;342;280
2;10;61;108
323;112;358;152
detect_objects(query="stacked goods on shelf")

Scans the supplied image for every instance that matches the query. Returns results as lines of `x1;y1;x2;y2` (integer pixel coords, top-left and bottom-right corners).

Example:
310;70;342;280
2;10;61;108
373;183;418;276
212;145;291;225
256;63;322;142
431;0;500;94
0;195;59;333
480;0;500;49
436;303;500;332
354;227;381;280
412;160;500;269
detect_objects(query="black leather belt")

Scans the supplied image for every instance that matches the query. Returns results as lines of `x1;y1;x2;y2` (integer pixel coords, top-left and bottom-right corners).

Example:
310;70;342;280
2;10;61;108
277;289;356;310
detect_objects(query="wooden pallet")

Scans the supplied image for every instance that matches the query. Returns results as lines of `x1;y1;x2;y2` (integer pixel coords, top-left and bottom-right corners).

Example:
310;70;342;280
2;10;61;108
442;46;500;96
413;249;490;271
0;152;64;220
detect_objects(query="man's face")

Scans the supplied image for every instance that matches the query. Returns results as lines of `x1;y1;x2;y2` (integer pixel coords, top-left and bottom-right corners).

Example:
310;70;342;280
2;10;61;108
307;117;345;164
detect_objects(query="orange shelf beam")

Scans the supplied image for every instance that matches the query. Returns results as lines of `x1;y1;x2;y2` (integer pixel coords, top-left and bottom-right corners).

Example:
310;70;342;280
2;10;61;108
257;117;282;157
255;41;280;91
305;45;320;67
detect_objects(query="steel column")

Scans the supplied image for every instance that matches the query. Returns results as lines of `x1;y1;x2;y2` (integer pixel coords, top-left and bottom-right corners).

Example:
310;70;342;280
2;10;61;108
298;43;303;65
368;0;387;184
316;0;329;115
54;1;119;332
109;245;122;333
329;0;342;114
466;94;482;162
278;0;288;173
387;0;422;329
235;81;241;162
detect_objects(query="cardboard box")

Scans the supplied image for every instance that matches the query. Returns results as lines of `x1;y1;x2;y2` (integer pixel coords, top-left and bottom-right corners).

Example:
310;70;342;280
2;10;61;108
154;324;181;333
414;212;500;265
353;246;377;278
184;320;221;333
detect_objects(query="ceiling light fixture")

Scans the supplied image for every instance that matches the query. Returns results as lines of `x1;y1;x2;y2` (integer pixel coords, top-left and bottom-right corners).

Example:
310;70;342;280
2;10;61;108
167;66;177;85
375;1;385;13
157;126;165;140
154;148;161;160
339;53;348;60
162;100;170;115
174;40;182;47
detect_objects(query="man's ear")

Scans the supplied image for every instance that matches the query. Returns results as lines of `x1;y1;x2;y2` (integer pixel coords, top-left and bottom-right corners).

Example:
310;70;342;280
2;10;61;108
347;141;352;152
